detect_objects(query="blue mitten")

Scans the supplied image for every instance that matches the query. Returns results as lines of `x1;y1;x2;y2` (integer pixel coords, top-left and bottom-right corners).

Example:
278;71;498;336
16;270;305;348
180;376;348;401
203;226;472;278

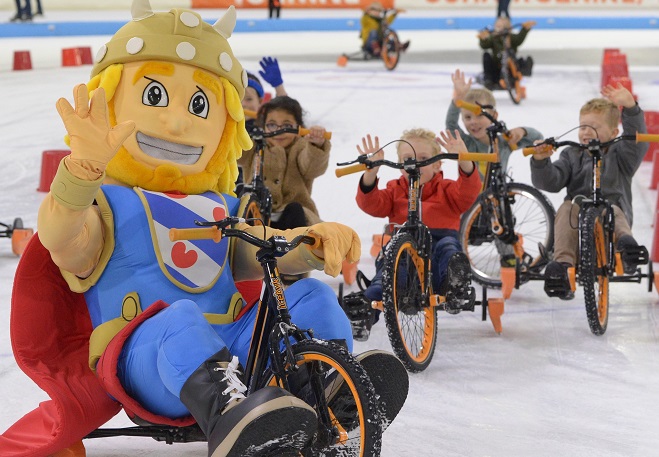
258;56;283;88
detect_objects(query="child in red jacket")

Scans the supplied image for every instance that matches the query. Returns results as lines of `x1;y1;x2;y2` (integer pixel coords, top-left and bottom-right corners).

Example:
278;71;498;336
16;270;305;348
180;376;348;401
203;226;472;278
344;128;482;340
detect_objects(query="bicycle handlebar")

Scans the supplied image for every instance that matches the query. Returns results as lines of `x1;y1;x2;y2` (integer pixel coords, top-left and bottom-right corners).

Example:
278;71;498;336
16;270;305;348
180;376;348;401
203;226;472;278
244;114;332;140
521;132;659;157
335;151;499;177
169;217;321;251
454;99;518;149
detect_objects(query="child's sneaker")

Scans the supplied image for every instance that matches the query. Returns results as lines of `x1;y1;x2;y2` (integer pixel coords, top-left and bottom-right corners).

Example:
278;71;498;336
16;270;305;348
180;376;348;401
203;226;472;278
340;291;376;341
544;261;574;300
444;252;475;314
616;234;648;274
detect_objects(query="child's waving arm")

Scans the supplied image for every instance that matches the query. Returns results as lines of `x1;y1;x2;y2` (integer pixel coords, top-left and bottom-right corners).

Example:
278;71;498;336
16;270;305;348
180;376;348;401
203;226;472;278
437;129;475;175
358;134;384;187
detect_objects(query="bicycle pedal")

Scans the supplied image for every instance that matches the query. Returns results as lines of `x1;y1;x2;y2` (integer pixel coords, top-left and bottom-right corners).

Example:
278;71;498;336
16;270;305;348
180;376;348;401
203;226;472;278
621;245;649;265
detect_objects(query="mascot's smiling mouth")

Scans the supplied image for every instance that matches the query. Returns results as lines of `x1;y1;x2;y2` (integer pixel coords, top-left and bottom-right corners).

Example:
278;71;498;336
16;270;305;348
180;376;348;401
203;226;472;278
136;132;203;165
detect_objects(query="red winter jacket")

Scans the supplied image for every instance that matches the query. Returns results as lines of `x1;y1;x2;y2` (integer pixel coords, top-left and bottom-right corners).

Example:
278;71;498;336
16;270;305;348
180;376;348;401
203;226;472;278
356;169;481;230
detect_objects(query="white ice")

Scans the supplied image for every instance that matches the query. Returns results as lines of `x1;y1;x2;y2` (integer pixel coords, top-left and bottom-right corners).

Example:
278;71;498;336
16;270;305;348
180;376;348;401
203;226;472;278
1;9;659;457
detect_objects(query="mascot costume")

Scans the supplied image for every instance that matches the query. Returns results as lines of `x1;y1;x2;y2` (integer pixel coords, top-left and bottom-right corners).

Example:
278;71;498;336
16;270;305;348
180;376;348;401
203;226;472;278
0;1;408;456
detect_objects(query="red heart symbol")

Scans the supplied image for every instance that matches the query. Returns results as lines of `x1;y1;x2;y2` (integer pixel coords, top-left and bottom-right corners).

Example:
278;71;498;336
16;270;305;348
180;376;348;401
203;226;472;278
164;191;186;199
213;206;226;221
171;242;198;269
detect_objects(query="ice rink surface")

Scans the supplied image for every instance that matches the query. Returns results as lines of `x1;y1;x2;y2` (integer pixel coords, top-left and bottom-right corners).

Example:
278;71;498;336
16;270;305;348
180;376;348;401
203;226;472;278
1;8;659;457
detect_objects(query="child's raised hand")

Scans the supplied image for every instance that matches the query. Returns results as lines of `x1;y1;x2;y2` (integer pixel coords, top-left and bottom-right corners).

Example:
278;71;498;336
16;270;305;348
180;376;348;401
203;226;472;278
601;83;636;109
437;129;467;154
306;125;327;146
258;56;283;88
437;129;475;174
477;29;490;40
357;134;382;185
451;69;472;102
522;20;536;29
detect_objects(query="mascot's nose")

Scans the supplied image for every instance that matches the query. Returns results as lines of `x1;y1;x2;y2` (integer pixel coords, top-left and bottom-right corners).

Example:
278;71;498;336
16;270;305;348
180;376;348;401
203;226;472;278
159;107;193;136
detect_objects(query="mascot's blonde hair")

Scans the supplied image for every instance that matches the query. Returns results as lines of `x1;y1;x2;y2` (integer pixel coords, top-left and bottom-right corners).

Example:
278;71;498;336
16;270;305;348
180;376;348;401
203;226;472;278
84;64;251;195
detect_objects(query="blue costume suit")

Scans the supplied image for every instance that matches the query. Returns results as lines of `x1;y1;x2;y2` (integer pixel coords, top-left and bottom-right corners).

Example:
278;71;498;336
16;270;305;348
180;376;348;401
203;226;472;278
87;186;352;418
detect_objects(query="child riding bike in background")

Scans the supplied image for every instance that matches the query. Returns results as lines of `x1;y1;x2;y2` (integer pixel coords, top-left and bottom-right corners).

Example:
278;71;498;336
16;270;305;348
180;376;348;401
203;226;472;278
342;128;481;340
447;69;543;179
238;95;331;230
530;83;649;300
360;1;409;56
477;17;536;90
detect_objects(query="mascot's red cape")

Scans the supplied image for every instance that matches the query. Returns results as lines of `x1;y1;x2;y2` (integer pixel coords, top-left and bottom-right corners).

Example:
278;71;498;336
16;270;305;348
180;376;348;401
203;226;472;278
0;234;261;456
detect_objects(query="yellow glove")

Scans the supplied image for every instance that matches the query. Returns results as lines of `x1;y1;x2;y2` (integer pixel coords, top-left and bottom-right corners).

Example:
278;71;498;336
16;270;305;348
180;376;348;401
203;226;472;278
56;84;135;176
306;222;361;277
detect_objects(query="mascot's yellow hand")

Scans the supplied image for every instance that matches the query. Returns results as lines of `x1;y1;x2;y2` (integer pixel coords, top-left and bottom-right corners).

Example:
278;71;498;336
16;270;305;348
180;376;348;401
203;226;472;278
56;84;135;174
306;222;361;277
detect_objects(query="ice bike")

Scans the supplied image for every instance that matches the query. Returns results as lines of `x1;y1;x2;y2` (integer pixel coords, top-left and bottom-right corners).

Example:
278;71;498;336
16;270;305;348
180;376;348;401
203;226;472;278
87;216;391;455
478;23;534;104
337;8;407;71
519;132;659;335
0;217;33;256
240;112;332;227
456;99;556;294
336;145;500;372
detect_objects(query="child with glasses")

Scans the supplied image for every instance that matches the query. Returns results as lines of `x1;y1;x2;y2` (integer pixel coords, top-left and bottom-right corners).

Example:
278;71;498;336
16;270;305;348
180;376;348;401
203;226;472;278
238;95;330;230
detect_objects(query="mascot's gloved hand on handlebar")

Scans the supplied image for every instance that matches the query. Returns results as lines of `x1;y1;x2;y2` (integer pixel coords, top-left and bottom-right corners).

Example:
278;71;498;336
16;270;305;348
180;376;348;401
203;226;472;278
0;1;366;456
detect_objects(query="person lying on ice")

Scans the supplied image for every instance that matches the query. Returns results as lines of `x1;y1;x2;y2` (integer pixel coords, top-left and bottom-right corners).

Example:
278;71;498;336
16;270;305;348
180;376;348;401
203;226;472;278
0;1;407;456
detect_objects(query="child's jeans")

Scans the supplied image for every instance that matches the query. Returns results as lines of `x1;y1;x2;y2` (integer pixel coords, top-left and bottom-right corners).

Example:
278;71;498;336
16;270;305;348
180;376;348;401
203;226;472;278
364;229;463;301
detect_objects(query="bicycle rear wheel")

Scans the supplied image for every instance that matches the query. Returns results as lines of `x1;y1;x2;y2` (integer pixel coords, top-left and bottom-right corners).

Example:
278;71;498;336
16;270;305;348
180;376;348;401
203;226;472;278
380;29;400;71
381;233;437;373
580;206;610;335
460;182;555;288
265;340;382;457
501;55;523;104
242;193;270;226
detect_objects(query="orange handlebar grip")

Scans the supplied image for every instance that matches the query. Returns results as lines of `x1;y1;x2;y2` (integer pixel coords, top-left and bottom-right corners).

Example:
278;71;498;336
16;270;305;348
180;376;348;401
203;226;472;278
502;133;518;151
335;163;367;177
458;152;499;163
169;227;222;243
636;133;659;143
522;147;536;157
455;99;482;115
299;127;332;139
244;109;257;118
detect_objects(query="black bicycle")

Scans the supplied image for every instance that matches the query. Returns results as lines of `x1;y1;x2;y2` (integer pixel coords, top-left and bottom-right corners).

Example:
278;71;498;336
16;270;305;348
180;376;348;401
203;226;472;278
86;217;384;455
337;8;406;71
0;217;33;256
239;116;332;228
521;132;658;335
479;23;533;104
456;99;556;293
337;145;498;372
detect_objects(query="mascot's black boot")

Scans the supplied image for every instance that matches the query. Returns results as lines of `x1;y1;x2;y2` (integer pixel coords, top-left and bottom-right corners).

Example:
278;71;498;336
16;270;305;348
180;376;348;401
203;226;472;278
180;348;317;457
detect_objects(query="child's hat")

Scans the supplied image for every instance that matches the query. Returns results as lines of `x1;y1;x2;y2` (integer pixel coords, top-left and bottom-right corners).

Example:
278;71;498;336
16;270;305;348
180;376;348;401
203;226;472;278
91;0;247;99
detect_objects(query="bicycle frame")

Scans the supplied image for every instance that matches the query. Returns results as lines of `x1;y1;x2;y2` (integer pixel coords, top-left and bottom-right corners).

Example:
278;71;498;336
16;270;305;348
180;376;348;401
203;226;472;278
336;149;495;306
458;101;520;246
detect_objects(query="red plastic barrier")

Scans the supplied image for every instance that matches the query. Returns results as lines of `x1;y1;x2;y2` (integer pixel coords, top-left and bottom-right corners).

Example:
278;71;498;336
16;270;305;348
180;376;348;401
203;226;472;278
77;46;93;65
652;211;659;262
644;111;659;163
37;150;70;192
62;48;83;67
601;50;628;90
13;50;32;71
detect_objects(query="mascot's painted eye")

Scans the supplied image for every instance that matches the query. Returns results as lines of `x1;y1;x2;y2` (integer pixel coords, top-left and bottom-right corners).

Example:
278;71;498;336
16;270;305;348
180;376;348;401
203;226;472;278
189;90;209;119
142;80;169;107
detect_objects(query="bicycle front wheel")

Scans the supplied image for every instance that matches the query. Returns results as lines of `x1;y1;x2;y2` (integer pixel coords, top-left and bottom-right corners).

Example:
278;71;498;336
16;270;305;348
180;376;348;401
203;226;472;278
460;182;555;288
380;29;400;71
382;233;437;373
580;206;610;335
264;340;382;457
242;193;270;226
